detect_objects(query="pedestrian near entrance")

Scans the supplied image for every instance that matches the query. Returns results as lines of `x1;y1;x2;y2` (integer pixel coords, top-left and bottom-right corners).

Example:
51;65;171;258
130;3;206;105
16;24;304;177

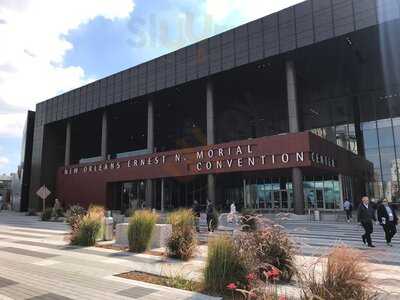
206;199;214;232
192;200;201;233
343;198;352;223
377;198;398;247
357;196;376;247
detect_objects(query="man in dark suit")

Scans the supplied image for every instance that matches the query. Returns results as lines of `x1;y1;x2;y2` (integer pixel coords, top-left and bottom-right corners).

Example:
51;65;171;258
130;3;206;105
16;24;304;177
377;198;398;247
357;196;376;247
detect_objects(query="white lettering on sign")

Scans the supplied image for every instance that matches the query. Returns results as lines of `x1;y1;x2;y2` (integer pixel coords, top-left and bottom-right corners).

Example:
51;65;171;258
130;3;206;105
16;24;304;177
61;141;336;176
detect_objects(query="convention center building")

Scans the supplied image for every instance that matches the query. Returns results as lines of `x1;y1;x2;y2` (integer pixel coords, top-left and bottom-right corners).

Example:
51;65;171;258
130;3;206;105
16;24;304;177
27;0;400;214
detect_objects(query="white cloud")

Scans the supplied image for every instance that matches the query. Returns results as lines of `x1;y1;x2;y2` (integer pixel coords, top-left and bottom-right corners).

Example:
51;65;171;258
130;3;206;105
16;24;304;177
0;156;9;168
206;0;304;23
0;0;135;138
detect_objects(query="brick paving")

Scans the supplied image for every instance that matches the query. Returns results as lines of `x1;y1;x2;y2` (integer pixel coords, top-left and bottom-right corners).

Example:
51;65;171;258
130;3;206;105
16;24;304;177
0;211;218;300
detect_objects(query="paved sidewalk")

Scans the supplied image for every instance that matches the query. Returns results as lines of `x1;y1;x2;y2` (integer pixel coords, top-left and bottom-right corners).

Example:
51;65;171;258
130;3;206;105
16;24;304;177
0;211;218;300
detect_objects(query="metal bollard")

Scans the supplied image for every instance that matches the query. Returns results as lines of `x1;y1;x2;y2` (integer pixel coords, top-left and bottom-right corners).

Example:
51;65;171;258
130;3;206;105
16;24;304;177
103;216;114;241
314;210;320;222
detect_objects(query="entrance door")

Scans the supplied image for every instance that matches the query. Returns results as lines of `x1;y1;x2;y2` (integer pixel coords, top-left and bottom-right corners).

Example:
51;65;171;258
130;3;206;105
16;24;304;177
316;189;324;209
273;190;281;209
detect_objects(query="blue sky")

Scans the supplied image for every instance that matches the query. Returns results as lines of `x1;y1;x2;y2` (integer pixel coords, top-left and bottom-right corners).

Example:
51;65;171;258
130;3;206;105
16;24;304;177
0;0;303;175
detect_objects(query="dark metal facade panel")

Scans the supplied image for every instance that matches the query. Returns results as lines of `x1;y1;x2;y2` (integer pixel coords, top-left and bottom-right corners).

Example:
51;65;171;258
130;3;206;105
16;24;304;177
353;0;377;30
80;87;87;114
175;48;186;85
248;19;264;63
263;13;280;57
295;1;314;47
197;40;209;77
165;53;176;88
332;0;355;36
221;30;235;71
130;67;138;98
56;96;63;121
234;24;249;66
279;7;297;52
106;76;115;106
34;0;396;125
138;64;147;96
156;56;166;91
209;35;222;74
99;78;107;107
146;60;156;93
114;72;123;104
313;0;335;42
186;44;198;81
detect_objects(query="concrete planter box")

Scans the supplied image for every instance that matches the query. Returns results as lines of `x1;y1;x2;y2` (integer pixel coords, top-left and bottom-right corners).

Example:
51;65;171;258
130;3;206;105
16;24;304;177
115;223;172;249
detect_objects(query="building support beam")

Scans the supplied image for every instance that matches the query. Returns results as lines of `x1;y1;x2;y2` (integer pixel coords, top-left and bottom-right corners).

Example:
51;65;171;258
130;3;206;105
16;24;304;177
161;178;165;213
101;110;108;160
286;60;305;215
64;121;71;166
146;98;154;208
206;81;216;204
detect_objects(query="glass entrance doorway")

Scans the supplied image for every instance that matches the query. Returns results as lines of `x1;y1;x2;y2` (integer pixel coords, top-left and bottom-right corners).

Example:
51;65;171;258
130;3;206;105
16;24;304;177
163;176;207;211
244;177;293;212
108;180;146;212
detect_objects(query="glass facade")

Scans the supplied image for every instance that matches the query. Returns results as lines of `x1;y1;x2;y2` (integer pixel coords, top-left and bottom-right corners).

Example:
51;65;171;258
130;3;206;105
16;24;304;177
238;175;342;212
360;92;400;202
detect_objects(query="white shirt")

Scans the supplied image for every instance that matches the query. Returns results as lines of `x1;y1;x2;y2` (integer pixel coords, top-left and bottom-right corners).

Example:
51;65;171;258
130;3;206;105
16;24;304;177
343;201;351;210
384;205;394;222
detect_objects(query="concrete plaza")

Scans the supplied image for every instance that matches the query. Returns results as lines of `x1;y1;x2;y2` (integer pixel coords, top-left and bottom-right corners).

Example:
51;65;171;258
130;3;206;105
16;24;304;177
0;211;399;299
0;211;216;300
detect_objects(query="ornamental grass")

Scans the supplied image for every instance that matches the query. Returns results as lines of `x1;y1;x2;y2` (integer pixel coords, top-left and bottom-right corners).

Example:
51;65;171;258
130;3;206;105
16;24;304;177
166;209;197;260
128;209;158;253
235;225;297;282
204;235;247;294
69;204;104;246
300;246;377;300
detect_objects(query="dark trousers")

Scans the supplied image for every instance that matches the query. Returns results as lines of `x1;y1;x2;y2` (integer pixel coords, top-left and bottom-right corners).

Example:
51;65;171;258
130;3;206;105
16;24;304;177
207;215;213;232
361;221;373;246
345;210;352;220
382;222;397;243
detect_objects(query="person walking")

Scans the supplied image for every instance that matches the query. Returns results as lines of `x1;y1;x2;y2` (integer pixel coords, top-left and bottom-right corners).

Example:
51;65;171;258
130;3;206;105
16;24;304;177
357;196;376;247
377;198;398;247
192;200;201;233
206;199;215;232
343;198;352;223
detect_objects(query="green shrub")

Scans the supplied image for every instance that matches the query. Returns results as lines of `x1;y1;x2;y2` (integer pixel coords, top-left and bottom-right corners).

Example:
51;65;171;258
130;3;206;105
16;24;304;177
41;208;53;221
167;209;197;260
128;210;158;253
71;215;102;246
204;235;247;294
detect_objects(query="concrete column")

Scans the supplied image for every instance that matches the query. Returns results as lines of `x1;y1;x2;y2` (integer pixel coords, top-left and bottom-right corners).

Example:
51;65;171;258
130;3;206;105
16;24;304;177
146;98;154;208
206;81;216;204
161;178;165;213
101;110;108;160
286;60;305;215
206;81;215;145
286;60;300;133
64;121;71;166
